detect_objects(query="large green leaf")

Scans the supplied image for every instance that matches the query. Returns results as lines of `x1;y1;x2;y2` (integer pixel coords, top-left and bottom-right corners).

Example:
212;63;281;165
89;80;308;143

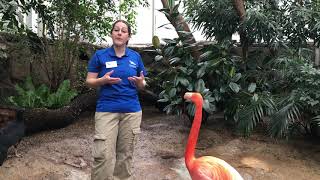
248;83;257;93
197;65;206;78
169;88;177;98
229;82;240;93
231;73;241;82
195;79;206;92
177;77;190;87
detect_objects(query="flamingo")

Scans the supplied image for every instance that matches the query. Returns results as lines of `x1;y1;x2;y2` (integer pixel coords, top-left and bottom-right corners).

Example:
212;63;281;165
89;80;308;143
183;92;243;180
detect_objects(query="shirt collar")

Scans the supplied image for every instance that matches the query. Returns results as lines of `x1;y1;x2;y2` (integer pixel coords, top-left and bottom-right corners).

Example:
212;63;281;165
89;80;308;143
108;46;129;57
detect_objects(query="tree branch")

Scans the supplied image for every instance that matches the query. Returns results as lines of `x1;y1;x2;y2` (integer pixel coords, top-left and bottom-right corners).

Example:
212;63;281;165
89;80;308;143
232;0;248;61
160;0;201;61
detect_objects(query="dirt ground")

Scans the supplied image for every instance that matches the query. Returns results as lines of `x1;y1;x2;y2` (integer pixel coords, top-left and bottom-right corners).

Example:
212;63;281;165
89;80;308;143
0;105;319;180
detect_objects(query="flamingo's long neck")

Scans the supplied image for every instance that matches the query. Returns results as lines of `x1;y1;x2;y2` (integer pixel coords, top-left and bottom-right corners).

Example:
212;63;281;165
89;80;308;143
185;95;203;169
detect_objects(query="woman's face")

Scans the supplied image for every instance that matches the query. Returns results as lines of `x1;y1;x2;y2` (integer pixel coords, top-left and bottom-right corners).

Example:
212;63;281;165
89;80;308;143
111;21;130;47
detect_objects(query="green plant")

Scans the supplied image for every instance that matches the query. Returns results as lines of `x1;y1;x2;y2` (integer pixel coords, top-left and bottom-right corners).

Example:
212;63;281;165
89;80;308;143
152;35;216;117
235;92;276;136
153;31;320;139
268;93;301;138
239;49;320;138
183;0;320;55
0;0;149;40
8;76;77;109
1;0;149;90
180;0;320;138
230;48;320;138
204;44;279;133
46;79;78;108
156;0;320;139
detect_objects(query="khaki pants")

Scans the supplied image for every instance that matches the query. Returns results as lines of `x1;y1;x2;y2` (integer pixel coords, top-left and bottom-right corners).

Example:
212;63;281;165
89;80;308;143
91;111;142;180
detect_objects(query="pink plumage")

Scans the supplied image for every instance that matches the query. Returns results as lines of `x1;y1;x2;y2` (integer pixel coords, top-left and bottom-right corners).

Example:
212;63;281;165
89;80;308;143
184;92;243;180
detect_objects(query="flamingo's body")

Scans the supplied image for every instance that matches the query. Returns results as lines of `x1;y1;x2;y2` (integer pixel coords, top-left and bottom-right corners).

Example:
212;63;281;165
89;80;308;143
184;92;243;180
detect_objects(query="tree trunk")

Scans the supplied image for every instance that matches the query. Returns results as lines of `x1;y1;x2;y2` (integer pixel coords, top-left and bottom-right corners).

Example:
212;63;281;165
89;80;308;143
233;0;246;21
232;0;248;61
160;0;201;61
23;90;97;134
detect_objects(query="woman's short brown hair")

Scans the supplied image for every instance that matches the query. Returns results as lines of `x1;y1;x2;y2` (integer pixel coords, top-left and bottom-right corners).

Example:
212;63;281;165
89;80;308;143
111;20;132;36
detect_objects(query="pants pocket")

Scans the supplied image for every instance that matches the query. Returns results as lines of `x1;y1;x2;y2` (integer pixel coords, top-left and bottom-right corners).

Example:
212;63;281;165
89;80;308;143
132;128;141;135
132;128;141;145
92;139;106;160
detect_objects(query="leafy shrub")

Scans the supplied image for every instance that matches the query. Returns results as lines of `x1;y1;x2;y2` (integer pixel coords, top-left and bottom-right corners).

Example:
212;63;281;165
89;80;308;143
152;35;320;138
274;59;320;137
8;76;77;109
151;35;217;117
153;0;320;139
236;50;320;138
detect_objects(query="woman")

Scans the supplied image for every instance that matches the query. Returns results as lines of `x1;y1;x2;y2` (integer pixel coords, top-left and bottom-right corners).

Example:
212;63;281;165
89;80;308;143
86;20;147;180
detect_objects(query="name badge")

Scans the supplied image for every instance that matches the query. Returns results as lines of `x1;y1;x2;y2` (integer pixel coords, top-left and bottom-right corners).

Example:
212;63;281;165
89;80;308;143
105;61;117;68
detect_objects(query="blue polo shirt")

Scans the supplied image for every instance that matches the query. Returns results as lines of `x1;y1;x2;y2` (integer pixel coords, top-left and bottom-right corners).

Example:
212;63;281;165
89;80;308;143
87;47;147;112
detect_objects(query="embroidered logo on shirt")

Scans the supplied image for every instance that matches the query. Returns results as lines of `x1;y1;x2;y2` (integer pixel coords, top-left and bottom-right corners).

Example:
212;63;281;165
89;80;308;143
129;60;137;69
129;60;136;66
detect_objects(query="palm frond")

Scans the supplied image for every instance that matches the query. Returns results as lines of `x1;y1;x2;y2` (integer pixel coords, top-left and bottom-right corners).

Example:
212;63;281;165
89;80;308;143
237;92;276;136
269;96;302;138
312;115;320;126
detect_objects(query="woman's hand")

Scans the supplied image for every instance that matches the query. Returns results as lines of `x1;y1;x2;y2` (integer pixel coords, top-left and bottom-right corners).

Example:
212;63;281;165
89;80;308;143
101;70;122;84
128;71;146;90
86;70;121;88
